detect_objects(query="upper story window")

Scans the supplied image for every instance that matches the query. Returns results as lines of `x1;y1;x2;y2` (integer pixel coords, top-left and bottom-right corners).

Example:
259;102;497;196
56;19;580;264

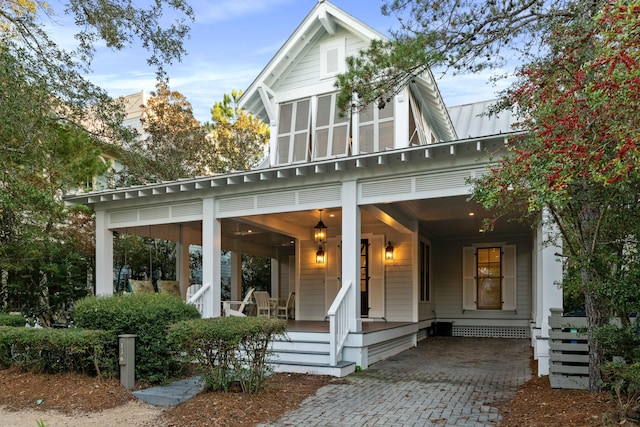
277;98;311;164
359;99;394;154
275;93;396;165
313;93;349;160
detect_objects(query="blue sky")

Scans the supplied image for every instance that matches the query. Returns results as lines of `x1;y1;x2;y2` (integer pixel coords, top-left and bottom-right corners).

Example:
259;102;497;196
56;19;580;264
47;0;512;124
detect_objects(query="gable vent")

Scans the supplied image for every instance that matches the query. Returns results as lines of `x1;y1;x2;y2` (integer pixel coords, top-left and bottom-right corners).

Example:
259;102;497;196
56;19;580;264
320;39;345;78
325;48;339;74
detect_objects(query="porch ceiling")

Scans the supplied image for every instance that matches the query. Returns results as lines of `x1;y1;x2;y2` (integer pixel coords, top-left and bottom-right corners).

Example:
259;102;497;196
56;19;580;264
221;195;531;249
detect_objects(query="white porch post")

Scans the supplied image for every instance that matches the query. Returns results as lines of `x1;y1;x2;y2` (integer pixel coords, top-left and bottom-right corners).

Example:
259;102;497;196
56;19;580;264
271;257;280;299
341;180;362;332
176;225;191;299
533;213;563;376
95;210;114;296
230;248;241;301
202;198;222;318
269;120;278;167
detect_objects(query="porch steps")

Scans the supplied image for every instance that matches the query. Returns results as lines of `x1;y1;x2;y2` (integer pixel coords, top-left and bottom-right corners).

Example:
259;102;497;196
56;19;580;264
270;359;356;377
267;331;355;377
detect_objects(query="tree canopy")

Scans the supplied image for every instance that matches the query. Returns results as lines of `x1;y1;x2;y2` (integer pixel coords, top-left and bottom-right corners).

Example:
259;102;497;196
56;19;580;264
205;90;270;173
0;0;194;321
471;0;640;390
116;84;208;185
336;0;604;111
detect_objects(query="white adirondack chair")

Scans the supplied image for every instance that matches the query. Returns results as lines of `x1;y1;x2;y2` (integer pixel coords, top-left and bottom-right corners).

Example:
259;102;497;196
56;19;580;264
222;288;255;317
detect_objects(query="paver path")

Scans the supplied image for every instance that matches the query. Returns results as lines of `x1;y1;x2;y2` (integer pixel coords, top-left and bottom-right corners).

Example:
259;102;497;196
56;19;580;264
261;337;531;427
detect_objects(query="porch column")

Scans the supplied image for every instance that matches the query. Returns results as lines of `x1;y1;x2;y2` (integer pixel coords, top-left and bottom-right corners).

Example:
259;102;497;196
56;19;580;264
95;210;114;296
176;224;191;298
271;257;279;299
230;247;241;301
342;179;362;332
533;213;563;376
202;198;222;317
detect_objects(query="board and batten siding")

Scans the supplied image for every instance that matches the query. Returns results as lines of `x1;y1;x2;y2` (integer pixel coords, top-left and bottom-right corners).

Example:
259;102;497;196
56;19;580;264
277;29;368;95
297;240;328;320
430;235;532;326
383;235;414;322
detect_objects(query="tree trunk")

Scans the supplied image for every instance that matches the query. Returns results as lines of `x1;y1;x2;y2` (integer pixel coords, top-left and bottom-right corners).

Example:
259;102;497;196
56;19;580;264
584;287;608;392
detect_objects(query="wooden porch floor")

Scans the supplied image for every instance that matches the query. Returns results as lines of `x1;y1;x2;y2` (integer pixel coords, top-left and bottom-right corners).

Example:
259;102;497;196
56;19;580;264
284;320;414;334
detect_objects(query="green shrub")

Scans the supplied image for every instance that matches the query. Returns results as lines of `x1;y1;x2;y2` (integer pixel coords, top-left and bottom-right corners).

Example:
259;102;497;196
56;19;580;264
0;326;115;375
168;316;286;393
594;324;640;363
601;362;640;423
74;293;201;383
0;313;25;327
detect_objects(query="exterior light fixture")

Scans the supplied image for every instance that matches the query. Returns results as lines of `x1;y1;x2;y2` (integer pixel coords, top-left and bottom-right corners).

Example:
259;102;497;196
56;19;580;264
316;245;325;264
385;241;394;261
313;209;327;243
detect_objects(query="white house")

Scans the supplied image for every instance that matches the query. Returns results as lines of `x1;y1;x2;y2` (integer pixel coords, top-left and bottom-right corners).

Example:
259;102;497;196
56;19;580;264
65;0;563;376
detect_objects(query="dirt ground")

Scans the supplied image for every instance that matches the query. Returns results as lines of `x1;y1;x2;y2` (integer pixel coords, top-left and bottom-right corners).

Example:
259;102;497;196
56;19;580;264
0;362;622;427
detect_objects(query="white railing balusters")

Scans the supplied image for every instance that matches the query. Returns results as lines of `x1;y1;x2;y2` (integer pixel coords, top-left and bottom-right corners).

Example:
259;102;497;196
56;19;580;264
328;280;352;366
186;283;211;316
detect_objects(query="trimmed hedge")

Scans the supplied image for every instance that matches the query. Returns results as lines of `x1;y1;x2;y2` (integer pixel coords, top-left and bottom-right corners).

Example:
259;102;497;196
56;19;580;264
168;316;287;393
74;292;201;383
0;313;25;327
0;326;115;375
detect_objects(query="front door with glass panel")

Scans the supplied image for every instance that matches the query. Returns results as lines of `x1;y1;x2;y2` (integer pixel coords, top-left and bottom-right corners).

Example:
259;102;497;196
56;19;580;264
360;239;369;317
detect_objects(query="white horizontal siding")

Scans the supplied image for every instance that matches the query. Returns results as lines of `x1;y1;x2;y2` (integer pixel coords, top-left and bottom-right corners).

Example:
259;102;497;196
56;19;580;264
278;29;363;93
298;240;327;320
383;236;413;322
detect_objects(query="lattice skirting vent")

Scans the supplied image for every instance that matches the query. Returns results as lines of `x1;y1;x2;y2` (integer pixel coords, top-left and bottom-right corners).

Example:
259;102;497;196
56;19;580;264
452;325;529;339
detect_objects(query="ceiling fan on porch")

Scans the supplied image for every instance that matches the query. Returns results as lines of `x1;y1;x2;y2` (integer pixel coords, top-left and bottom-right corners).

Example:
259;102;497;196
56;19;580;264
231;222;261;236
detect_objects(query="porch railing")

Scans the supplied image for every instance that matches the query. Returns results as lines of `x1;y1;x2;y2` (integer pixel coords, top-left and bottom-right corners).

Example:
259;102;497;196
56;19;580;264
328;280;352;366
186;283;211;317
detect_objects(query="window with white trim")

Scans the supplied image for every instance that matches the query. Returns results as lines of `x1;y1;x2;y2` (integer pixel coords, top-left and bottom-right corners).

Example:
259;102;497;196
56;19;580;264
313;93;349;160
462;245;516;311
277;98;311;165
359;99;394;153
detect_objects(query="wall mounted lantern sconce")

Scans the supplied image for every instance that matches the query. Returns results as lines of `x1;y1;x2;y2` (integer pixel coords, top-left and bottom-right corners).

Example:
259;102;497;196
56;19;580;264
313;209;327;243
316;245;326;264
385;241;394;261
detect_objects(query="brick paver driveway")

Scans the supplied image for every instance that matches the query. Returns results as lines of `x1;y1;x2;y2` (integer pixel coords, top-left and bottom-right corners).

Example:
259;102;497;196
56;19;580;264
261;337;531;427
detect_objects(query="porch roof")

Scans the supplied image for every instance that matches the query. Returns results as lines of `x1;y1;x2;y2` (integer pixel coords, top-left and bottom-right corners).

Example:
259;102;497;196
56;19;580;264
64;131;524;207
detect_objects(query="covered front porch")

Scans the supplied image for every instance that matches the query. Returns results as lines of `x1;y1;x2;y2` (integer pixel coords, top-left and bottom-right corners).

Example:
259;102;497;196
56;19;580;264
72;138;563;377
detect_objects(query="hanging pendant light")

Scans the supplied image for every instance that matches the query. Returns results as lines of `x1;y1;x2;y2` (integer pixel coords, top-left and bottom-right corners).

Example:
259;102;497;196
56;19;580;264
313;209;327;243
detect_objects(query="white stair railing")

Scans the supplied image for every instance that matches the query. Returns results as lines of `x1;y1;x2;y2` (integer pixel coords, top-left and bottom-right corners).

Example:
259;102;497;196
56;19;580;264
327;280;352;366
186;283;211;316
